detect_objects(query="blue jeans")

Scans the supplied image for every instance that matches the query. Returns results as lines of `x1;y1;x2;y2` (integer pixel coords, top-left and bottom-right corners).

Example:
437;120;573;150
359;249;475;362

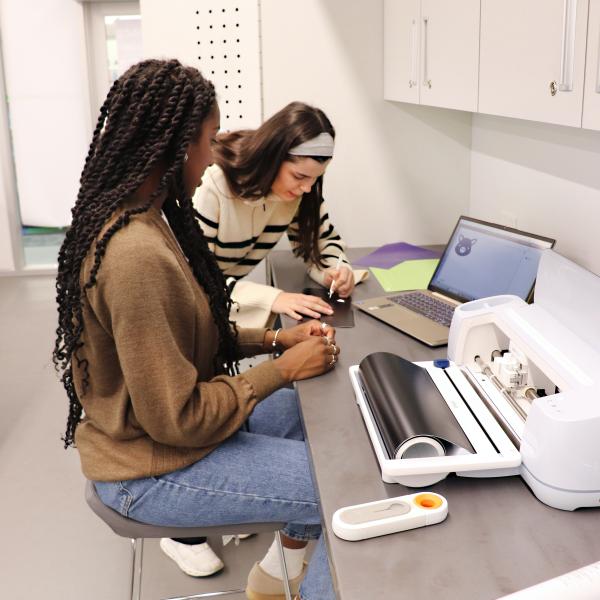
94;388;335;600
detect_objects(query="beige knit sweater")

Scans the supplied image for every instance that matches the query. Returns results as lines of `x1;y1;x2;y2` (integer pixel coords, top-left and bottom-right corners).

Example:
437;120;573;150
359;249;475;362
193;164;368;327
73;207;285;482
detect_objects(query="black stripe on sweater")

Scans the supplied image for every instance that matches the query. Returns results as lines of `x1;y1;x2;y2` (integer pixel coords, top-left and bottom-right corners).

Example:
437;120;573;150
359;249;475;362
323;241;344;253
254;241;278;250
238;257;263;266
198;213;219;230
205;235;259;249
319;224;335;239
264;224;289;233
216;255;244;263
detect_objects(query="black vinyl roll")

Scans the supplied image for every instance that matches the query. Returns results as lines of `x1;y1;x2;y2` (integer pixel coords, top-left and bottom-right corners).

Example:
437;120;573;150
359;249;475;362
359;352;474;459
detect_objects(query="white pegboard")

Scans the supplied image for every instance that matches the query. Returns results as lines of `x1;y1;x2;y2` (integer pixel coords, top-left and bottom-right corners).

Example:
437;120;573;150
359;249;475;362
140;0;262;129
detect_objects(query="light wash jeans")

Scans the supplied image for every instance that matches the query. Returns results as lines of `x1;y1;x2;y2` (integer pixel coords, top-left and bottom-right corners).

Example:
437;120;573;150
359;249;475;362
94;388;335;600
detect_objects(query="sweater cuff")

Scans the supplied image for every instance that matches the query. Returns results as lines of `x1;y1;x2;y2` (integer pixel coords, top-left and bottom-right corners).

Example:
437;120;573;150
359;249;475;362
240;360;287;402
231;280;283;310
237;327;270;356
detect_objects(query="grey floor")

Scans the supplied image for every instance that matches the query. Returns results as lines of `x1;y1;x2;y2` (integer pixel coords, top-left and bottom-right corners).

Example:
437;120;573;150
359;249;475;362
0;274;274;599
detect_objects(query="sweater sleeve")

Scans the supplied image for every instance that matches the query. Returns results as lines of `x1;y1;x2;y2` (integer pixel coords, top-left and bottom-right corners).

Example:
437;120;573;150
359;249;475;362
91;240;285;449
286;196;369;287
193;169;284;321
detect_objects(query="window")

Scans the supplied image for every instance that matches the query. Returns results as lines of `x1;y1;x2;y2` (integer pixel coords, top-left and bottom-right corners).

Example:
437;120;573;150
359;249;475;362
84;2;143;121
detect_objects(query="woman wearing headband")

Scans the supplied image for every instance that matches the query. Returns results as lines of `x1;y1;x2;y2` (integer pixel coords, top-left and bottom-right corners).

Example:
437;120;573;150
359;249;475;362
194;101;368;327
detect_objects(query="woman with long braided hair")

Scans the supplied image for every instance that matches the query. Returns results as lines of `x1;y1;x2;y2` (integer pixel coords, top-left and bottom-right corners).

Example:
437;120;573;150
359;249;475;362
53;59;338;600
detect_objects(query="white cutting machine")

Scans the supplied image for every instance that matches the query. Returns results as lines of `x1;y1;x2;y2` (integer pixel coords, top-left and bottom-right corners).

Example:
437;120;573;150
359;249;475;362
349;250;600;510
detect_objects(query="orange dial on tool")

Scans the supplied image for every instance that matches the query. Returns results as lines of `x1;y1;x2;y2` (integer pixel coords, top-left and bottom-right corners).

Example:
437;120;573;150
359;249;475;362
413;493;443;509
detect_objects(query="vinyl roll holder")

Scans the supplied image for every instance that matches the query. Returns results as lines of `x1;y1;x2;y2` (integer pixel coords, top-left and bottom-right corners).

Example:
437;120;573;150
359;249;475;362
358;352;474;461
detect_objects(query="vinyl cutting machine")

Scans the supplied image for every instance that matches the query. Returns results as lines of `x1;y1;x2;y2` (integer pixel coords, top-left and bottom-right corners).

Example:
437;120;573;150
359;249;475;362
349;250;600;510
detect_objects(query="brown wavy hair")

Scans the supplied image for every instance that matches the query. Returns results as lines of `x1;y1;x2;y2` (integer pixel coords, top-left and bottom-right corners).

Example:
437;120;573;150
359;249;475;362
53;59;238;448
213;101;335;267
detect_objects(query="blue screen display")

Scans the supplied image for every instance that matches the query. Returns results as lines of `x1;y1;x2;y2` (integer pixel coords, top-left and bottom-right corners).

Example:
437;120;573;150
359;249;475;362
429;219;553;302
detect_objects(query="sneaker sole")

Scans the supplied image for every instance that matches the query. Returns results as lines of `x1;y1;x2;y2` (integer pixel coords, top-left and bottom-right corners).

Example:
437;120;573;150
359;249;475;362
245;588;287;600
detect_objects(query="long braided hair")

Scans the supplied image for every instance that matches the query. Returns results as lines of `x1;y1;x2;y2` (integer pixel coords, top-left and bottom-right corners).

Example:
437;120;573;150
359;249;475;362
53;59;238;448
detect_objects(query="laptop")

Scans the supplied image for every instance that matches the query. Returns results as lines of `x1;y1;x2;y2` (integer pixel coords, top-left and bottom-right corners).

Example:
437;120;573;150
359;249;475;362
354;216;555;347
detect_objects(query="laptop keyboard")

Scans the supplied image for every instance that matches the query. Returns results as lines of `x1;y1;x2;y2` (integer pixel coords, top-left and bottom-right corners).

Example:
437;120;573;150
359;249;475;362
389;292;455;327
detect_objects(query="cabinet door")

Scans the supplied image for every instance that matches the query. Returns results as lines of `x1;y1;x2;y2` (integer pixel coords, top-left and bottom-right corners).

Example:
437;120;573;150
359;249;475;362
384;0;420;103
583;0;600;130
419;0;480;112
479;0;589;128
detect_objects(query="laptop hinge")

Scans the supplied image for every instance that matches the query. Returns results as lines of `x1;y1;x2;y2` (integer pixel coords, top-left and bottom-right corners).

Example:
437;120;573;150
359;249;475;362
431;291;461;306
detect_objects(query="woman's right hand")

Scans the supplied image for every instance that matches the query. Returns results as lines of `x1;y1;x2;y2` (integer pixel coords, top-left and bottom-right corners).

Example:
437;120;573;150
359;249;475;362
274;335;340;382
271;291;334;320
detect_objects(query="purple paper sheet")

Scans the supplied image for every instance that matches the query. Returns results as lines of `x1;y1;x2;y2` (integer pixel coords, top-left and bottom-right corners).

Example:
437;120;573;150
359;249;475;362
353;242;441;269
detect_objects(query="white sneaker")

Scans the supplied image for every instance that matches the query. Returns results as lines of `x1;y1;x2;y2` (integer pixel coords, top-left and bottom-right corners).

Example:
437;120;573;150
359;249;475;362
222;533;254;546
159;538;225;577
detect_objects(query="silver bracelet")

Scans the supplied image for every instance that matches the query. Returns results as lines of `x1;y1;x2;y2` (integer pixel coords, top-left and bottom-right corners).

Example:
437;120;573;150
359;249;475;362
272;328;282;350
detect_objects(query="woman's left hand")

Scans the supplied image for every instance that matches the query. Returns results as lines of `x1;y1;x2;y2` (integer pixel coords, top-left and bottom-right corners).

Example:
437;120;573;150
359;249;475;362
323;265;354;298
276;319;335;350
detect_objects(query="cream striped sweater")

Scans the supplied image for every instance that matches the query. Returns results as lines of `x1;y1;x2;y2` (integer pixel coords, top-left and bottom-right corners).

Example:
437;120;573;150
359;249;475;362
193;164;367;327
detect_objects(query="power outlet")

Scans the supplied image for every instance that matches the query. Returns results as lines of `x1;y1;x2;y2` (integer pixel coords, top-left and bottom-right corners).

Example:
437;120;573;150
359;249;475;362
500;211;518;228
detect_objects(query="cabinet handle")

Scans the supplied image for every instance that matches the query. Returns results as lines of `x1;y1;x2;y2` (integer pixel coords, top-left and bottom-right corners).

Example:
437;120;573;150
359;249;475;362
559;0;577;92
550;80;558;96
596;31;600;93
409;18;418;87
422;17;431;89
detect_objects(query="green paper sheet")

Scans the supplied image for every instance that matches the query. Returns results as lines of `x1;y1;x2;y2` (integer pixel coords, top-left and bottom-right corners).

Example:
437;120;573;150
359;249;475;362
370;259;440;293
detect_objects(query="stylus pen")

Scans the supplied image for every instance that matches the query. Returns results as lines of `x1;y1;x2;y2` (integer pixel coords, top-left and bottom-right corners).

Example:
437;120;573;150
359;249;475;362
328;255;343;298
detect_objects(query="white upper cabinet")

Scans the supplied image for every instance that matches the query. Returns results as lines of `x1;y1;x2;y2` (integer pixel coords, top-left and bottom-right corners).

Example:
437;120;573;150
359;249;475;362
582;0;600;130
384;0;420;104
384;0;480;112
478;0;589;128
419;0;480;111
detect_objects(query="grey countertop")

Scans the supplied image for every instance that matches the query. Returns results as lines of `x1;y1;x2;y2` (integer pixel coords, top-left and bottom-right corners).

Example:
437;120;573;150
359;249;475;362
268;247;600;600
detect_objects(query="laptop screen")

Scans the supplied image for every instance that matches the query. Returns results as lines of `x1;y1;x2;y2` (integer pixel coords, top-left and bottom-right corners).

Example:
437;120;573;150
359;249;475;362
428;217;555;303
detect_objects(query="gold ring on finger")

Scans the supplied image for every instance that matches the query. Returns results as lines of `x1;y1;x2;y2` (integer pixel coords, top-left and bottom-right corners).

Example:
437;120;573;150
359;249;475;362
331;344;338;356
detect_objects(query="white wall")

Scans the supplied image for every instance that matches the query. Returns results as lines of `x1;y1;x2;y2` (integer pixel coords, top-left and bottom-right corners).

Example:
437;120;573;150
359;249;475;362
470;114;600;275
260;0;472;248
0;19;19;271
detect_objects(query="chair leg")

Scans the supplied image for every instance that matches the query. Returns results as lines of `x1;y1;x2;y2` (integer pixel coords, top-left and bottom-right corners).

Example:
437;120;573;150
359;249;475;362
275;530;293;600
138;538;145;600
130;538;144;600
